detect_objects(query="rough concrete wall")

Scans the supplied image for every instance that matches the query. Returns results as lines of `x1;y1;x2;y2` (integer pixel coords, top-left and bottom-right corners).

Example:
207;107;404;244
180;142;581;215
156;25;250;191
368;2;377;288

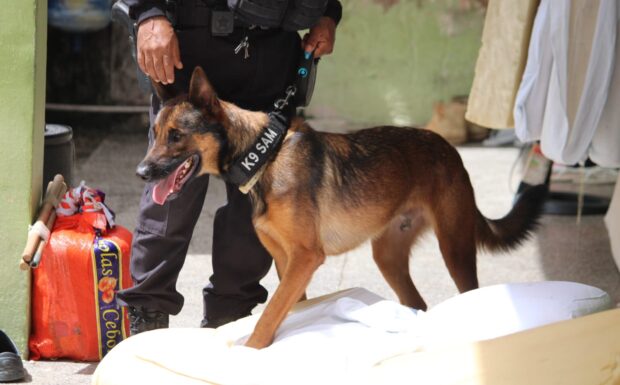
308;0;485;126
46;22;148;106
109;23;150;105
46;26;111;104
0;0;47;356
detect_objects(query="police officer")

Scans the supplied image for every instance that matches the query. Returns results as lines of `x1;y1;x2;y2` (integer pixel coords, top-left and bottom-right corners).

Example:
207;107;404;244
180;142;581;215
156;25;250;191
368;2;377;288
117;0;342;333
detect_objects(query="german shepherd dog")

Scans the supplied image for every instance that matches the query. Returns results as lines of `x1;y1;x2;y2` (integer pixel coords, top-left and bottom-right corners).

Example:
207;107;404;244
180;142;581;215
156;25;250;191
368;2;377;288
137;67;546;349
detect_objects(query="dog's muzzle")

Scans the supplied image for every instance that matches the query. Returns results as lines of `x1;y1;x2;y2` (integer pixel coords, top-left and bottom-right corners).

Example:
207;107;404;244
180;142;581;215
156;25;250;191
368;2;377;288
136;162;155;181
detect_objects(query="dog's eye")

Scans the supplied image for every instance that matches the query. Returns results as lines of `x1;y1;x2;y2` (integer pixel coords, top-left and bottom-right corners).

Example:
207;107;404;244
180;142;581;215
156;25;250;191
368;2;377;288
168;129;184;144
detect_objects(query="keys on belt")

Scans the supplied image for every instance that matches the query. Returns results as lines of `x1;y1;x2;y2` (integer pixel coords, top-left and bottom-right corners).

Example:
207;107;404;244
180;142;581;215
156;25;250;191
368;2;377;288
234;35;250;59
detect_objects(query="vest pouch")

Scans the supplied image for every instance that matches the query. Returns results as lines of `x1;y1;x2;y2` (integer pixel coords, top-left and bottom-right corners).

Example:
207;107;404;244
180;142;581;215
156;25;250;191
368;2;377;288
281;0;328;31
228;0;288;28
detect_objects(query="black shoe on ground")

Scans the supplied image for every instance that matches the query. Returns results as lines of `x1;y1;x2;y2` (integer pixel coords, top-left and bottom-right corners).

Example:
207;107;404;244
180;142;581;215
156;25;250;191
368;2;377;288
0;330;24;383
127;306;169;336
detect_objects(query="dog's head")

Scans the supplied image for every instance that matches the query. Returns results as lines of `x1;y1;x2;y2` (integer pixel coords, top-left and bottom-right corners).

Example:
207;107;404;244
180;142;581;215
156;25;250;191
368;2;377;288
137;67;227;205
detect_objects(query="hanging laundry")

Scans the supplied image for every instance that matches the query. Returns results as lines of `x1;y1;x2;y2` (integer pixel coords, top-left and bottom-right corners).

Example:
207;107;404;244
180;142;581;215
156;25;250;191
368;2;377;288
591;3;620;168
514;0;619;167
465;0;539;129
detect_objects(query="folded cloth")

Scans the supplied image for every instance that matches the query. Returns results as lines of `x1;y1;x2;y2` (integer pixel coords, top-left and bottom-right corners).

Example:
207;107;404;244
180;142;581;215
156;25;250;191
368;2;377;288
129;290;422;385
418;281;612;348
93;283;613;385
0;330;24;383
57;182;116;232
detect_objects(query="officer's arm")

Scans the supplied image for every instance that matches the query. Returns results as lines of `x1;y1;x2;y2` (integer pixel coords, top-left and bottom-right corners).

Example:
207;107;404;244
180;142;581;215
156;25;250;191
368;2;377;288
303;0;342;57
124;0;167;24
124;0;183;85
323;0;342;26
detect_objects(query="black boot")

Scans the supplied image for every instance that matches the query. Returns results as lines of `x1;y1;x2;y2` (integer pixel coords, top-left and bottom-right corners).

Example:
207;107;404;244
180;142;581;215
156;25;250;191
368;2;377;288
200;292;255;329
200;312;251;329
127;306;169;336
0;330;24;383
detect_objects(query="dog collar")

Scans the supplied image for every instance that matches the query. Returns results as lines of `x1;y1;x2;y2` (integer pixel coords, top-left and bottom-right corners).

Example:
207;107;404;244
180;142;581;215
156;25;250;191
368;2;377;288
224;110;291;192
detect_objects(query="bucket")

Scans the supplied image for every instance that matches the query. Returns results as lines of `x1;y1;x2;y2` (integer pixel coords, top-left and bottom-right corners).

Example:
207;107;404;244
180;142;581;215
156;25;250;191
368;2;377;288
48;0;112;33
44;124;75;188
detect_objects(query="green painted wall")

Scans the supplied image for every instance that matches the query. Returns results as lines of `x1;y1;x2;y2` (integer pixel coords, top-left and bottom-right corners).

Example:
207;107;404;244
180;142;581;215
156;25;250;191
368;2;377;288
0;1;47;357
309;0;485;126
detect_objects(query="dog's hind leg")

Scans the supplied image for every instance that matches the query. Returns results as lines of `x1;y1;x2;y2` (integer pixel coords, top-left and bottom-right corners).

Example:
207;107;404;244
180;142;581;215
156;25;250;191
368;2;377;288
431;193;479;293
372;210;429;310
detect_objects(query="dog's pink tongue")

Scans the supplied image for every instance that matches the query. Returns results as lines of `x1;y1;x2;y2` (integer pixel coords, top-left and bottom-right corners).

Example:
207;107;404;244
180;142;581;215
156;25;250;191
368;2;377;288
152;165;184;205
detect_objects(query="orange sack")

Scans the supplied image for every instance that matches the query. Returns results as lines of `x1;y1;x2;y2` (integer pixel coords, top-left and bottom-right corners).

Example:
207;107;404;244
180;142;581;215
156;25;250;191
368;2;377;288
29;213;133;361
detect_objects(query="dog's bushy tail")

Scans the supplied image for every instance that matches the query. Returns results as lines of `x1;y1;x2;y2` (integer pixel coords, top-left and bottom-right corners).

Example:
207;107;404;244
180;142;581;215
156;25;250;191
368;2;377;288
476;184;547;252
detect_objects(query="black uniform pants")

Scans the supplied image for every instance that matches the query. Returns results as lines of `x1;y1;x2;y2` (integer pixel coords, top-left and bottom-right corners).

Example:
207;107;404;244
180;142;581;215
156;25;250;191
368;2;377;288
117;25;301;325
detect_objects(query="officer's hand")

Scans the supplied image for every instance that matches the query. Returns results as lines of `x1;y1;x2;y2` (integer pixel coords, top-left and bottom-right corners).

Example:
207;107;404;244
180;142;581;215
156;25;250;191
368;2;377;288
303;17;336;57
137;16;183;84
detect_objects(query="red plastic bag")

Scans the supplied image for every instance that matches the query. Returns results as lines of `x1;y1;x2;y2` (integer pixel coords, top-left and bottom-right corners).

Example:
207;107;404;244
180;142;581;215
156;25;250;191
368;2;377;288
29;214;133;361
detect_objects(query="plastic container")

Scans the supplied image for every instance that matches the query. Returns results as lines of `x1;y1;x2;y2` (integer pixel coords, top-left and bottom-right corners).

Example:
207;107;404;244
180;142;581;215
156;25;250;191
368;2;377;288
44;124;75;188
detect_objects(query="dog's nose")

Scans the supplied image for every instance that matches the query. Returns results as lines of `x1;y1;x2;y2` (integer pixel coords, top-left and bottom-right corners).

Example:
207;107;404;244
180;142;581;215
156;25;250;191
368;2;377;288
136;162;153;181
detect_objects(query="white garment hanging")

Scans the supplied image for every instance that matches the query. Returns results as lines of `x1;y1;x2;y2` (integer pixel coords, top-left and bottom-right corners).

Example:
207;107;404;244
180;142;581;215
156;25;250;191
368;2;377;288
514;0;619;167
591;3;620;167
513;0;553;143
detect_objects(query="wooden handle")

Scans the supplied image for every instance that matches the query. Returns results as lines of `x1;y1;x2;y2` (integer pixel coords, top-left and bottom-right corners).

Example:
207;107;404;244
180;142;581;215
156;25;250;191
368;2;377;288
20;175;68;270
20;222;44;270
19;260;31;271
20;180;54;268
28;211;58;269
45;174;66;205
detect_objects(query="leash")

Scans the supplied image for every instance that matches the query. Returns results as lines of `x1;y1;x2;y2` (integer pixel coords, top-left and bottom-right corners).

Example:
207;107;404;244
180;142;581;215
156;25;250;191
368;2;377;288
225;50;318;193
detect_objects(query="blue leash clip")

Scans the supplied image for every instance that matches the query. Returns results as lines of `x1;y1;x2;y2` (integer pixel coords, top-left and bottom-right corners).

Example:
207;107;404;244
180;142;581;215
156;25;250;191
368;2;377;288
295;50;319;107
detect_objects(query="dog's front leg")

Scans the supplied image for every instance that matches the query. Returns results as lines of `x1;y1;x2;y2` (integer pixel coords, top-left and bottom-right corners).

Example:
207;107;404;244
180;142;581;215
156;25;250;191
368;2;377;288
256;228;308;303
245;247;324;349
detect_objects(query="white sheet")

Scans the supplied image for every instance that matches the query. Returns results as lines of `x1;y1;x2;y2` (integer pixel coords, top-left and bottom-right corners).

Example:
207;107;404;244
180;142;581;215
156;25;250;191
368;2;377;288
93;283;612;385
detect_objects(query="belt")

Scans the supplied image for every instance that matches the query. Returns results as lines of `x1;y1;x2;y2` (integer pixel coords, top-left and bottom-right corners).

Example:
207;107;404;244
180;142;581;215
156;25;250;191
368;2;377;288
168;0;271;31
167;0;212;29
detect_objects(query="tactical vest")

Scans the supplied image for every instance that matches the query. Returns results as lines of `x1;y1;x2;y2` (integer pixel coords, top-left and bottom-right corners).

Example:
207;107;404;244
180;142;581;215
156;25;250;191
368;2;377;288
227;0;328;31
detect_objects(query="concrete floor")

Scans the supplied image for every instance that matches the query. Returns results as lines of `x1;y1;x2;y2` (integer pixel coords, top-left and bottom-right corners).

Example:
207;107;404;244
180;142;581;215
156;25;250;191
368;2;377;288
16;120;620;385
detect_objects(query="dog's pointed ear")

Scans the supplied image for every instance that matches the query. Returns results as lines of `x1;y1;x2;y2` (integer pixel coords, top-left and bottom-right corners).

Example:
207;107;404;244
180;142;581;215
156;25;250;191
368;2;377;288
189;67;220;112
151;80;177;103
